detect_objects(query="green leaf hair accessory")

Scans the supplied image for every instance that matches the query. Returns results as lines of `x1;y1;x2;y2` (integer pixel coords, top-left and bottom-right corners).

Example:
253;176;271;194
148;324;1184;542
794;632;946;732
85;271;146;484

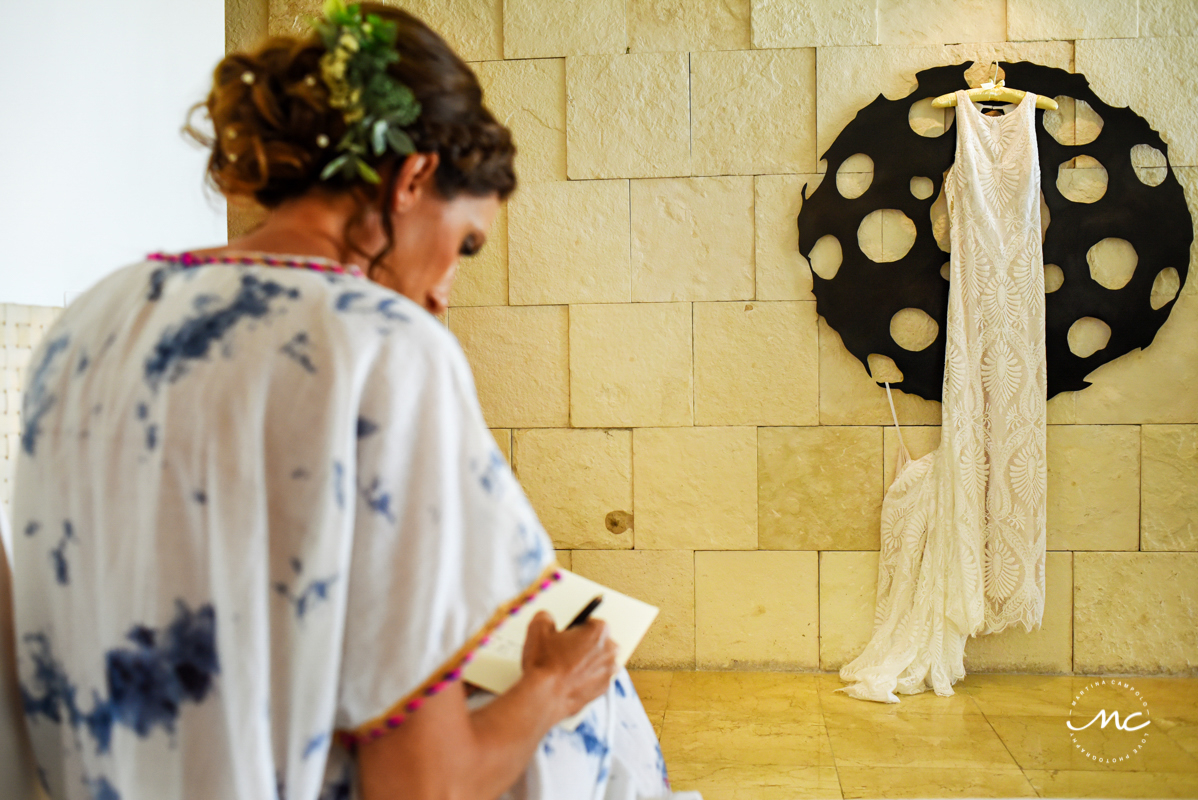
313;0;421;183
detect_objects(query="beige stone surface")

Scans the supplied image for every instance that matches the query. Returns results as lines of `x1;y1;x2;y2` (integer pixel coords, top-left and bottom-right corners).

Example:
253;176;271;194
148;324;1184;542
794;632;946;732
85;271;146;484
631;177;754;302
819;320;943;426
817;43;1074;158
512;428;633;550
1172;168;1198;298
554;550;572;571
819;550;879;671
878;0;1005;46
1142;425;1198;551
1077;38;1198;167
696;551;818;669
691;49;817;176
883;425;941;488
693;301;819;426
756;174;821;301
1047;425;1140;551
759;426;883;551
1008;0;1137;41
508;180;630;305
964;552;1073;674
570;303;692;428
566;53;690;180
271;0;502;61
751;0;877;48
449;306;569;428
449;205;507;307
473;59;565;184
1073;289;1198;424
1074;553;1198;675
571;549;695;668
634;427;757;550
839;768;1036;798
490;428;511;463
503;0;625;58
628;0;750;52
227;0;268;53
1142;0;1198;37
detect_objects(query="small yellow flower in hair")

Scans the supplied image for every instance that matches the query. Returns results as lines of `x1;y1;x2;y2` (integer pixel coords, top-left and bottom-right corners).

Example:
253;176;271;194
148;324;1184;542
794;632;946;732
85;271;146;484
338;32;360;53
241;71;255;85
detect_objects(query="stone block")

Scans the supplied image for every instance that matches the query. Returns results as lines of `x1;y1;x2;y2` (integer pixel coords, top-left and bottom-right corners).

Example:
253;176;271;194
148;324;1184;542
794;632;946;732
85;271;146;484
503;0;625;58
759;426;883;551
819;550;879;671
1142;0;1198;37
817;43;1073;159
819;320;943;426
448;306;568;428
692;49;817;176
569;303;692;428
628;0;750;53
571;549;695;668
1072;291;1198;424
1008;0;1137;41
1074;552;1198;675
693;301;819;426
696;551;818;669
963;552;1073;674
1047;425;1140;551
566;53;690;180
271;0;503;62
751;0;877;48
878;0;1006;46
633;427;757;550
756;174;821;301
449;205;507;307
474;59;566;183
631;177;754;302
1077;38;1198;167
882;425;940;489
490;428;511;463
556;550;572;571
512;428;633;550
1142;425;1198;551
508;180;630;305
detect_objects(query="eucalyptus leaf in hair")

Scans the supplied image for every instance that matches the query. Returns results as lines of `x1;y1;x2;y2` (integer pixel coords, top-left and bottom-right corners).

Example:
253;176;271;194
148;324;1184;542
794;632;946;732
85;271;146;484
312;0;421;183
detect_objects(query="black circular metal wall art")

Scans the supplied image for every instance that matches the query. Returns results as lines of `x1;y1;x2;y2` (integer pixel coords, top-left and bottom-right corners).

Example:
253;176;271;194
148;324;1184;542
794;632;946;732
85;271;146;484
800;61;1193;401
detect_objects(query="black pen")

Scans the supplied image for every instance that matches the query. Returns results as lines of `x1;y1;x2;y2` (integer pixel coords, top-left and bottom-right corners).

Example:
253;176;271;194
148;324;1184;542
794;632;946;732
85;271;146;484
566;595;604;629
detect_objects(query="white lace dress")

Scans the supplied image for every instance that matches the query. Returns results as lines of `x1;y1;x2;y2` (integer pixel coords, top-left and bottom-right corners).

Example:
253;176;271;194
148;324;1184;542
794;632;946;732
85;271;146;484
837;90;1048;703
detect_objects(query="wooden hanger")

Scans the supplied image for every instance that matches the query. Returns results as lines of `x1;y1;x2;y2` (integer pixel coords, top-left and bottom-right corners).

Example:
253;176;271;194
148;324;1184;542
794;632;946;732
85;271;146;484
931;65;1059;110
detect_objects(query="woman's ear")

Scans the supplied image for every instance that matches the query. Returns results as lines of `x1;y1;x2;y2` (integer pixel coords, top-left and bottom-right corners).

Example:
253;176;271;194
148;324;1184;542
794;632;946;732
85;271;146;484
391;152;441;214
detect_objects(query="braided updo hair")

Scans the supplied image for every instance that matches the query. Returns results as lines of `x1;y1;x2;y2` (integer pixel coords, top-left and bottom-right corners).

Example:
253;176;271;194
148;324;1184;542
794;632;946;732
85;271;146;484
187;4;516;210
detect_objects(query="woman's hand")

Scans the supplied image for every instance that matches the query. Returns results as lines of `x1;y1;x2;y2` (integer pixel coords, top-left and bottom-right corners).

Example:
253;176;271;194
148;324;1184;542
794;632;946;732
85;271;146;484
521;610;618;719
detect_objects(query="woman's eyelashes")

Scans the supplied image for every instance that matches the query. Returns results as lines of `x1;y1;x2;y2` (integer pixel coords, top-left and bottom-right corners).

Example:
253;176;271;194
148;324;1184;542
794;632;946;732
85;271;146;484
459;234;483;257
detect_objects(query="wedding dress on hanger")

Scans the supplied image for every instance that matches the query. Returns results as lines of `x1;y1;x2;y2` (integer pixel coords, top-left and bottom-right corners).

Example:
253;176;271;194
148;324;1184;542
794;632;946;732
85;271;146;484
837;89;1048;703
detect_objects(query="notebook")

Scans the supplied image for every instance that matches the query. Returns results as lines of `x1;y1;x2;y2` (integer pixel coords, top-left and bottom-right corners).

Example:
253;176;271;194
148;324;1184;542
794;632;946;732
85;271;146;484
461;568;659;729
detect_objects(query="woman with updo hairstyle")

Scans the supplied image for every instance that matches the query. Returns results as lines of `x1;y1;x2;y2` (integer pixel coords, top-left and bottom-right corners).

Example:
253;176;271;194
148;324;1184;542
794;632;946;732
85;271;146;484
8;5;691;800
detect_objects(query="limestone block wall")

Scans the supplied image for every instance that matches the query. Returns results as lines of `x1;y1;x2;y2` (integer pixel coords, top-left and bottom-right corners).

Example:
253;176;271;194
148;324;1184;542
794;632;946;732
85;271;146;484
269;1;1194;675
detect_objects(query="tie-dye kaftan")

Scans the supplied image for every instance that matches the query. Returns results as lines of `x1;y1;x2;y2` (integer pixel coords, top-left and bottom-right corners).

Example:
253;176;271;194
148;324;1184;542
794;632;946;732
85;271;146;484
8;256;686;800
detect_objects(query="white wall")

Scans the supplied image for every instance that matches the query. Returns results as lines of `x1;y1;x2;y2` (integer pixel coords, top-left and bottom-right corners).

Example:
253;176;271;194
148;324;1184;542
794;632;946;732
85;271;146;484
0;0;227;308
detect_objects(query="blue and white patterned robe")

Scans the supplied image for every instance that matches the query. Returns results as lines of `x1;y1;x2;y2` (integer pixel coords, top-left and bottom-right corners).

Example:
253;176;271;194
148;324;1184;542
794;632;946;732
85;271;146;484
8;258;682;800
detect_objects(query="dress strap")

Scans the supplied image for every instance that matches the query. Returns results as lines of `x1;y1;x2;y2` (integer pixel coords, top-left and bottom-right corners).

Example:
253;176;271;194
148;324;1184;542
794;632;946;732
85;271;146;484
884;382;909;457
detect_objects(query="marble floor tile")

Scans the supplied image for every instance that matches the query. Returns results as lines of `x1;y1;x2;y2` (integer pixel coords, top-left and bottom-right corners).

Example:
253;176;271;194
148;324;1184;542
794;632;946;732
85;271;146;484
667;762;843;800
987;714;1198;772
817;673;983;717
1115;676;1198;725
660;709;836;767
628;669;674;718
1165;724;1198;761
836;766;1037;798
668;670;823;715
822;711;1020;769
956;673;1085;716
1023;769;1198;798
